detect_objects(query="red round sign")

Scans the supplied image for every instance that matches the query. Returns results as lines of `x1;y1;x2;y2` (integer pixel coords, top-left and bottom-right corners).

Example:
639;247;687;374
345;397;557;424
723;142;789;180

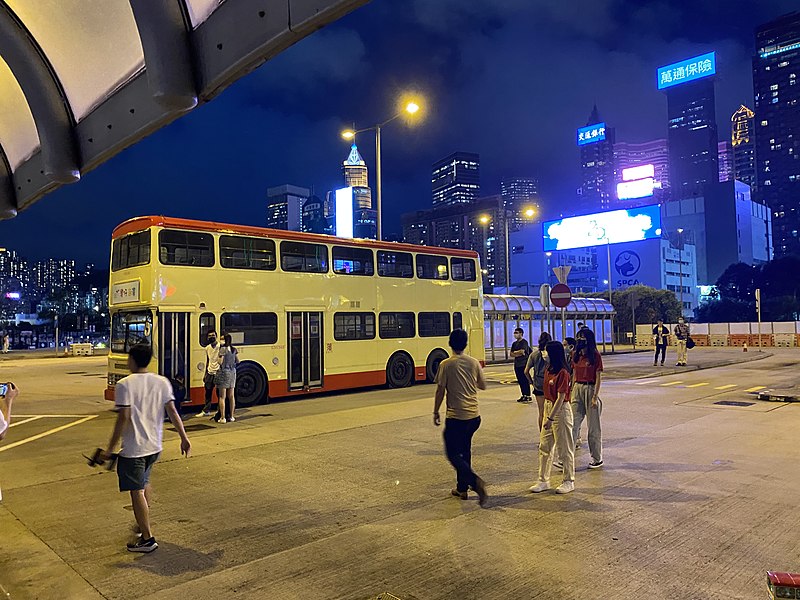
550;283;572;308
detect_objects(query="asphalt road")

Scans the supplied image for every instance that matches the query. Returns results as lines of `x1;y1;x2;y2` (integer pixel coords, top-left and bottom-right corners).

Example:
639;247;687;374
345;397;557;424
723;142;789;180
1;349;799;599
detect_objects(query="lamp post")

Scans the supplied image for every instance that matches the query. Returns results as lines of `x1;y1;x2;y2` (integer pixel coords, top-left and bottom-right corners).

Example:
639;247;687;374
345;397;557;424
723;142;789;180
479;214;491;289
677;228;684;318
341;98;422;241
480;207;536;293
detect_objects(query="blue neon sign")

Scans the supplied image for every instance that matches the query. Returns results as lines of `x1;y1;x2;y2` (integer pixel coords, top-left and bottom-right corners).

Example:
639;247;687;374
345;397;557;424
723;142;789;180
657;52;716;90
577;122;606;146
542;204;662;252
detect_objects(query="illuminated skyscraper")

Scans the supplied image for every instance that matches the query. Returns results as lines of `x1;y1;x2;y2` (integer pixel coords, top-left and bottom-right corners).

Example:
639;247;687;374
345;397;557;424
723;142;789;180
731;105;757;189
266;184;310;231
614;139;671;193
342;144;372;209
501;177;540;230
753;12;800;256
718;141;734;182
578;105;616;212
660;53;719;198
431;152;480;207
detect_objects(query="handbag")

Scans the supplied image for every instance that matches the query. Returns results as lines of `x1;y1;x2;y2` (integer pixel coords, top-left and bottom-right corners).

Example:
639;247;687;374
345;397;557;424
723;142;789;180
686;337;696;349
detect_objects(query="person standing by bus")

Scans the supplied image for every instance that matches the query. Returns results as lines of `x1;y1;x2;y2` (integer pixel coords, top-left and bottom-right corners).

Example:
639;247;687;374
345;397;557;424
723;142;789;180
433;329;489;507
525;332;552;431
571;328;604;469
198;330;221;417
529;341;575;494
652;318;669;366
510;328;532;403
674;317;690;366
214;334;239;423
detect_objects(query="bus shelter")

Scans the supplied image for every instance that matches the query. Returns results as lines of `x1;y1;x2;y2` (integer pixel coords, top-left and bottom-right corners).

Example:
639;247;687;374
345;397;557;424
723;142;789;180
483;294;616;362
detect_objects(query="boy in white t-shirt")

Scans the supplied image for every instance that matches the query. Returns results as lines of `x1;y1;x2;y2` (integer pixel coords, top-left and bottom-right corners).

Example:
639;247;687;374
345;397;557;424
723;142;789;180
102;344;191;553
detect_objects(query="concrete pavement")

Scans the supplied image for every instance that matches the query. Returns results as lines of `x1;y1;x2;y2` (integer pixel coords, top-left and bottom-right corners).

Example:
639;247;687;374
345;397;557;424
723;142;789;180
1;350;800;599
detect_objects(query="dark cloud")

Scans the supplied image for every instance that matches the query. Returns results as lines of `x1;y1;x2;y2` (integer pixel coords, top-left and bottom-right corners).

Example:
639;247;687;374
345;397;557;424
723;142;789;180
1;0;797;265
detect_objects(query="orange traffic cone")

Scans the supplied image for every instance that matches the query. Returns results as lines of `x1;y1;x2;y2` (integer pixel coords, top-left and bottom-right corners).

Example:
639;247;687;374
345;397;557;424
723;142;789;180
743;342;748;352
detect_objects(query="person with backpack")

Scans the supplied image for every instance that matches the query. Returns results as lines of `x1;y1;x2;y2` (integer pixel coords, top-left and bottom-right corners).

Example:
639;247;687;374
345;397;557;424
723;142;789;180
525;331;552;431
510;327;532;403
529;340;575;495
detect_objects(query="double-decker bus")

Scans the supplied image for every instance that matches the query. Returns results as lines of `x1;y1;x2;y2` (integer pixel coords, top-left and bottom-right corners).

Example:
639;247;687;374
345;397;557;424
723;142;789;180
105;216;484;407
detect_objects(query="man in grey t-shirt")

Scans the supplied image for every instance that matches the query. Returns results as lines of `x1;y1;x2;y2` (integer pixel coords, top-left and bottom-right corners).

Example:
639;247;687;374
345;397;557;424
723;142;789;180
433;329;488;507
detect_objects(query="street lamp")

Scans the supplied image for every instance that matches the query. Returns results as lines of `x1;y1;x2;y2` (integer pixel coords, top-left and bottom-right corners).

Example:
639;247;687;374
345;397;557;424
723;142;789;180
341;96;424;240
677;228;684;317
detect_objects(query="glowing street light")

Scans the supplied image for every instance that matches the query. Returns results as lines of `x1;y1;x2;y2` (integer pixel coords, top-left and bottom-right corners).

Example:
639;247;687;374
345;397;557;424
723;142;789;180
339;93;426;240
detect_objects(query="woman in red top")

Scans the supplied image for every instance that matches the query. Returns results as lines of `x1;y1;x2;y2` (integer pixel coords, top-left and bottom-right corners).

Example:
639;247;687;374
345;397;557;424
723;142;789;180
571;328;604;469
529;341;575;494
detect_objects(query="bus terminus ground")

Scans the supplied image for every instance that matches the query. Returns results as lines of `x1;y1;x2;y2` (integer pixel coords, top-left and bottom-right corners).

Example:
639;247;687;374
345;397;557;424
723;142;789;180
105;216;485;408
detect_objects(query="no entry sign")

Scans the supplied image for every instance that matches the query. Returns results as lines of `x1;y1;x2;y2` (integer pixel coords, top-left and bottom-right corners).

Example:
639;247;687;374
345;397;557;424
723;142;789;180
550;283;572;308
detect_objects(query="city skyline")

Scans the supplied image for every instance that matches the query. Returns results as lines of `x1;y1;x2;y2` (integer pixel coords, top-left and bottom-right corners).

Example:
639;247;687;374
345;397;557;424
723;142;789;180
0;1;796;264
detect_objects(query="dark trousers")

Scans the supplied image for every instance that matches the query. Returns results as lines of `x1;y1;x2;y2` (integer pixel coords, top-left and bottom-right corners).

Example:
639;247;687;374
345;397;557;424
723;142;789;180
654;344;667;364
443;416;481;493
514;365;531;397
201;373;217;412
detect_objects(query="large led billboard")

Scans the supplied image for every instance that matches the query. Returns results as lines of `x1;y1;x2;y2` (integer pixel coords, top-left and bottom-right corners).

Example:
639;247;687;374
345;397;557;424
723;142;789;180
577;122;606;146
657;52;716;90
542;204;662;251
335;186;354;238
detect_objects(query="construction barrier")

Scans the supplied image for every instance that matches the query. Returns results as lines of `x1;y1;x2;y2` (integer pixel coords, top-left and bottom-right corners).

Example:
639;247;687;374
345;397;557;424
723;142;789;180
690;334;710;347
635;322;800;349
69;343;94;356
774;334;796;348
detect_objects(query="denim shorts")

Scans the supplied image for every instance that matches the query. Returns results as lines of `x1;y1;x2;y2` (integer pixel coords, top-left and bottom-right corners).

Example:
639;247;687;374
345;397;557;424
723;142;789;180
117;453;160;492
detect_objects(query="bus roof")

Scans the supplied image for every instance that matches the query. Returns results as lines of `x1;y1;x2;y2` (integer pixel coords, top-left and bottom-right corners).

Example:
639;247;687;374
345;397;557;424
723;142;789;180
112;216;480;259
767;572;800;587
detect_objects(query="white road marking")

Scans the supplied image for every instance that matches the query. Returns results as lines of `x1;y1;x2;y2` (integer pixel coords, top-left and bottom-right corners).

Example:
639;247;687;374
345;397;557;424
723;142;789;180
661;381;683;387
0;415;98;452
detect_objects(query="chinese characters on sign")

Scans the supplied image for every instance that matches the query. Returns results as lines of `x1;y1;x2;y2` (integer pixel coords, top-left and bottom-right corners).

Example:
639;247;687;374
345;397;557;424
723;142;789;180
111;280;140;305
577;122;607;146
657;52;716;90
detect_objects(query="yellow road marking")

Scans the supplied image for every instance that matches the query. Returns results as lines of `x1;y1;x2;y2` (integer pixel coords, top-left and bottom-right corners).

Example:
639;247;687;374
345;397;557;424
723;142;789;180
7;415;45;428
687;382;710;388
661;381;683;386
14;414;93;418
714;384;737;390
0;415;98;452
635;381;653;385
746;386;765;392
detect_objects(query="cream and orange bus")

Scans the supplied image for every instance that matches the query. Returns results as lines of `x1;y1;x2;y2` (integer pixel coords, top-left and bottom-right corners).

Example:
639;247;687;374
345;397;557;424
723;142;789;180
105;216;484;408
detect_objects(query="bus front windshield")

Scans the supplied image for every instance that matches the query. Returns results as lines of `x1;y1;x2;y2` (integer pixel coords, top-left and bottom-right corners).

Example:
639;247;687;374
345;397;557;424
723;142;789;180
111;310;153;353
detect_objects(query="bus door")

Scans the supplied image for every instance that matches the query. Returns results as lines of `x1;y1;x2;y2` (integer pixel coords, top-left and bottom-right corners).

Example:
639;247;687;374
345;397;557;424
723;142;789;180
158;312;190;403
287;311;323;391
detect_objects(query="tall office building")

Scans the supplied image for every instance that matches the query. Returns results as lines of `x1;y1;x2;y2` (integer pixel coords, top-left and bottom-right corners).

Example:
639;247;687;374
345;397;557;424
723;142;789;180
32;258;76;294
343;143;368;188
753;12;800;256
0;248;28;290
501;177;540;230
266;184;310;231
731;105;758;189
431;152;480;207
718;141;734;182
661;53;719;198
402;195;509;291
578;105;616;212
614;138;671;195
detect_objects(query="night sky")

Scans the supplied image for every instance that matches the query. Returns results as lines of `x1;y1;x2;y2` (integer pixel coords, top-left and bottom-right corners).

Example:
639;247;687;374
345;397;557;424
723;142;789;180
0;0;796;266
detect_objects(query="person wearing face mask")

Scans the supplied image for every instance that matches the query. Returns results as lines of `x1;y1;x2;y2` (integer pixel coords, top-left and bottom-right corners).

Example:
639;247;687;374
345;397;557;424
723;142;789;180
510;328;532;403
571;328;604;469
198;329;221;417
674;317;690;366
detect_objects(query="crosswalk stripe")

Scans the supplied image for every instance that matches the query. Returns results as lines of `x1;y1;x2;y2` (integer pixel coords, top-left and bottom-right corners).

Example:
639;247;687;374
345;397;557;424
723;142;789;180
687;382;710;388
746;386;765;392
635;381;653;385
661;381;683;386
714;384;737;390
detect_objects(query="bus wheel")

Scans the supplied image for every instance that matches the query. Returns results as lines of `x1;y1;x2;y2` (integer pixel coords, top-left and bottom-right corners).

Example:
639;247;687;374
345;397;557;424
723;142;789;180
386;352;414;388
425;349;448;383
235;362;268;407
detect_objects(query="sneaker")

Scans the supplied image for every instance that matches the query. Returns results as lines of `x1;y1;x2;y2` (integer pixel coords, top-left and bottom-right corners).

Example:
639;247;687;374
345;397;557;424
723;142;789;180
529;481;550;493
451;489;468;500
197;410;211;417
555;481;575;494
218;418;227;424
126;537;158;553
516;396;526;403
588;460;604;469
522;396;532;403
552;460;563;471
472;477;489;507
228;416;235;422
653;361;657;366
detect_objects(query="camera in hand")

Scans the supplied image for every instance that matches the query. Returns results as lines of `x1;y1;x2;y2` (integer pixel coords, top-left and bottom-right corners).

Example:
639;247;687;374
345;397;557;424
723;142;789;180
85;448;118;470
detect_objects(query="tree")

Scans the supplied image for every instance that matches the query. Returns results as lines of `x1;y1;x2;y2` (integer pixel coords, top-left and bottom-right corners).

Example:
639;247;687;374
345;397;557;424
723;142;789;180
696;298;752;322
588;285;681;332
716;263;758;302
